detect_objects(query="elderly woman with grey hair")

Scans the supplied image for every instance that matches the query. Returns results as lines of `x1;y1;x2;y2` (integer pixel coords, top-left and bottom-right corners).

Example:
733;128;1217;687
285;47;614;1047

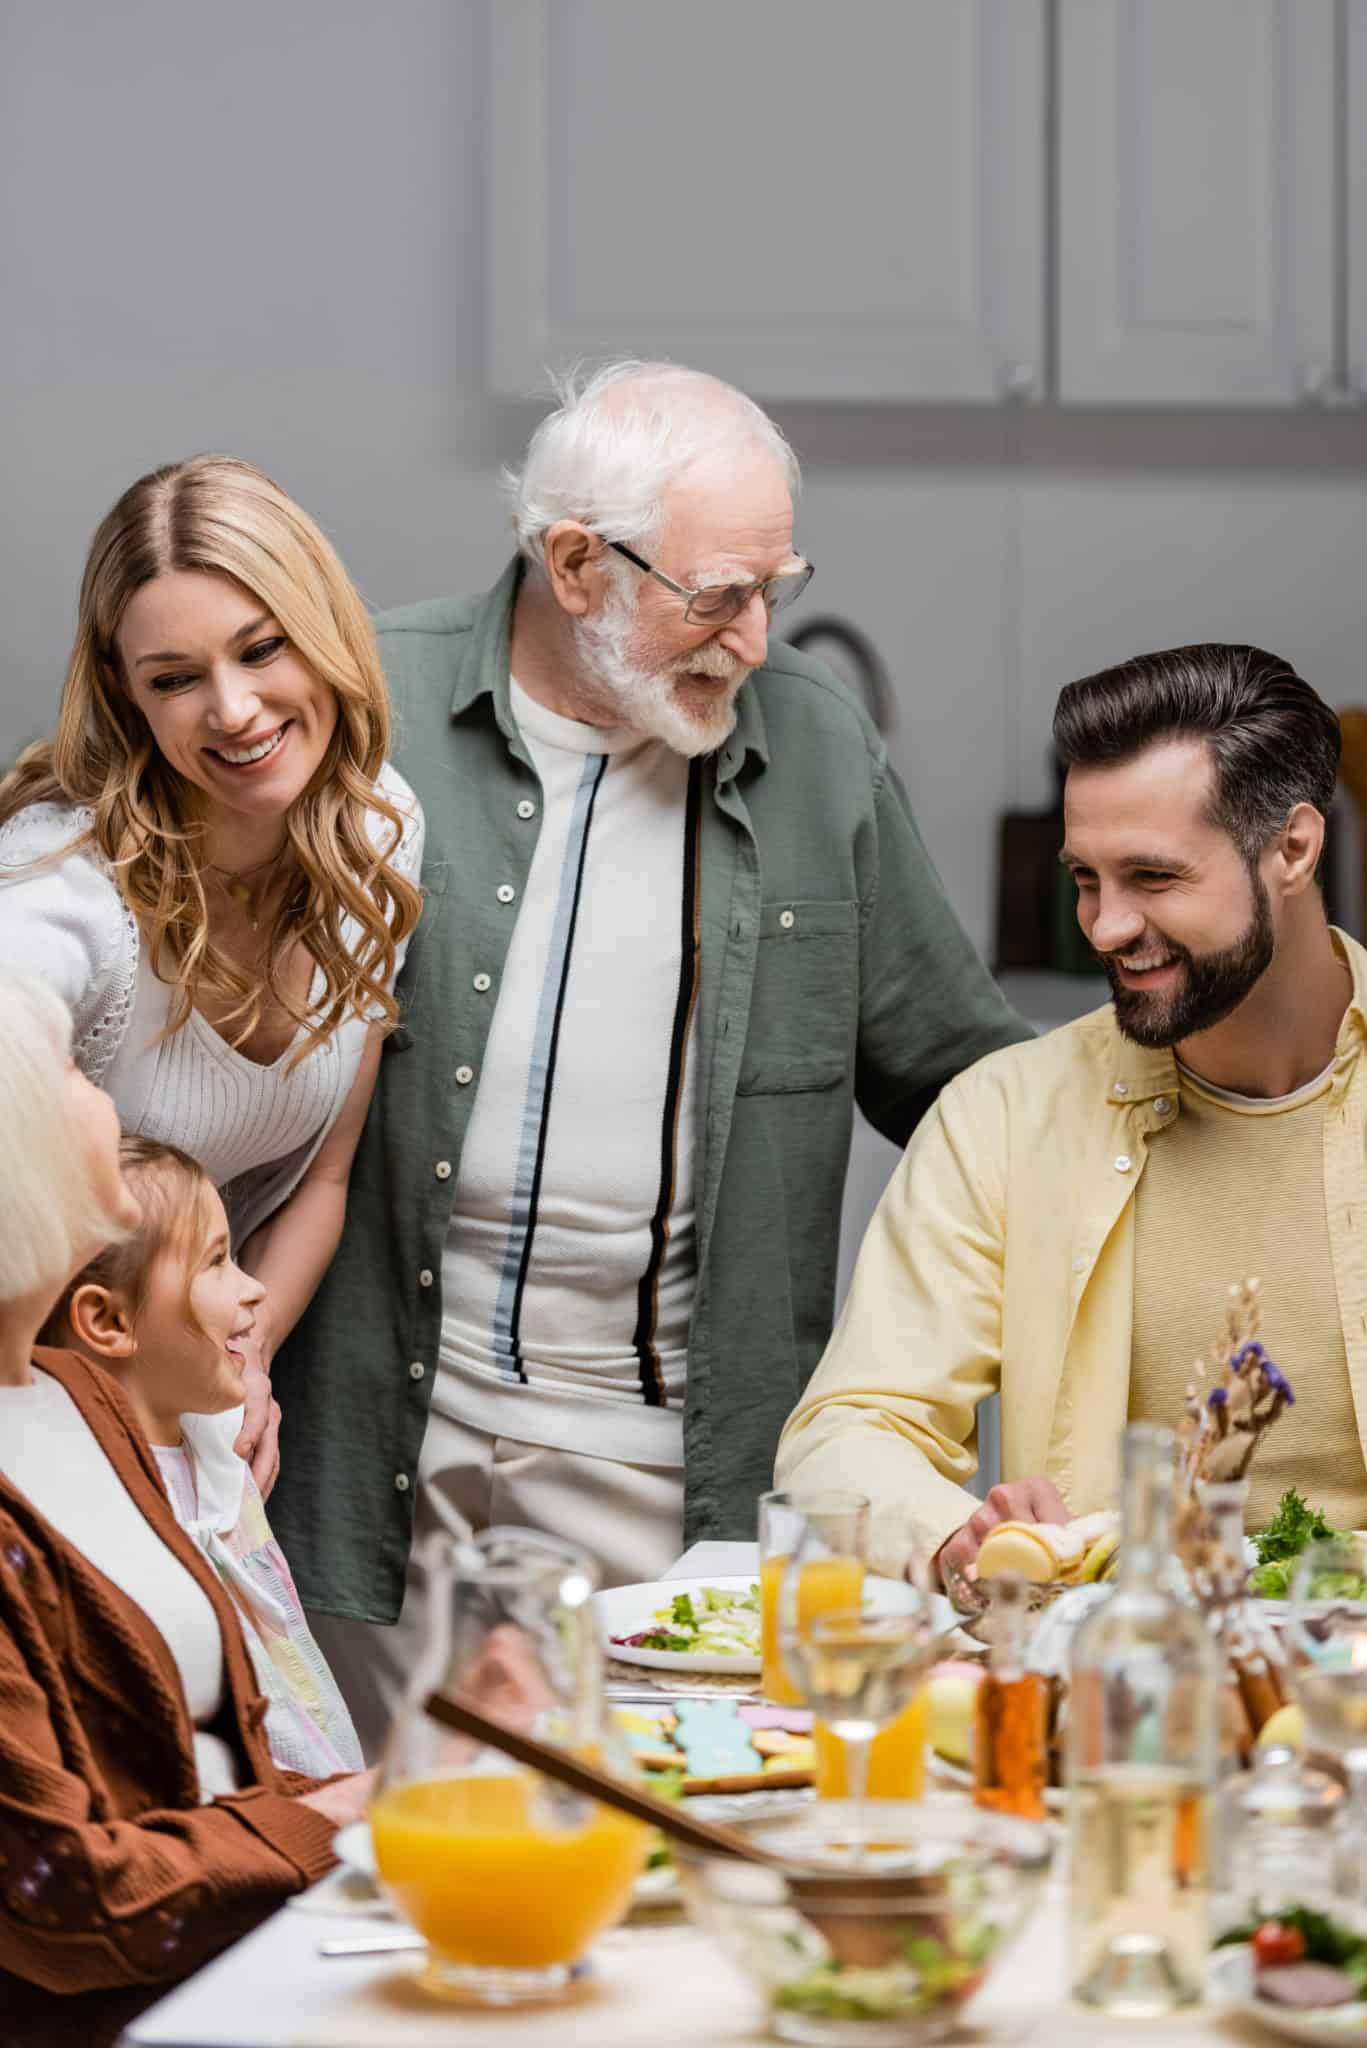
0;975;372;2048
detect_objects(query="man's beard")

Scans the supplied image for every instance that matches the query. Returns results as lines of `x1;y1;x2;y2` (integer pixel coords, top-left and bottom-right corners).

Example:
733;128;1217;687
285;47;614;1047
1100;871;1276;1048
571;579;750;757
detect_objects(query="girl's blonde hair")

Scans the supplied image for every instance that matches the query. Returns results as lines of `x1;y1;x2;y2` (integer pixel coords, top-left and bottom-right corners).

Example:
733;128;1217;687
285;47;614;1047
0;455;421;1064
0;975;125;1302
40;1137;216;1348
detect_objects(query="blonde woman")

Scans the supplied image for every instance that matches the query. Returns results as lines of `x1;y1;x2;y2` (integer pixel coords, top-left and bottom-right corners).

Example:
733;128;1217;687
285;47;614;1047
0;975;369;2048
0;456;424;1491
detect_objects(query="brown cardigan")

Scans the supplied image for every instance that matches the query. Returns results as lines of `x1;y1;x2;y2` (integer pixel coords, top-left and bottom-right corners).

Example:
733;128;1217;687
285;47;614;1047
0;1347;339;2047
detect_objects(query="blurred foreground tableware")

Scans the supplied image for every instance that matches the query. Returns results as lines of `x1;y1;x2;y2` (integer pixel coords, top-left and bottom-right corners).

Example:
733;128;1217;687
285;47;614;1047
786;1604;936;1852
1067;1424;1219;2018
369;1527;648;2006
1288;1530;1367;1903
673;1796;1051;2047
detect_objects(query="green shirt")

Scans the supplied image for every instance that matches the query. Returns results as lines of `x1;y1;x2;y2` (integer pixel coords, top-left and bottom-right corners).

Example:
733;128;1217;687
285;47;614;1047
270;562;1030;1621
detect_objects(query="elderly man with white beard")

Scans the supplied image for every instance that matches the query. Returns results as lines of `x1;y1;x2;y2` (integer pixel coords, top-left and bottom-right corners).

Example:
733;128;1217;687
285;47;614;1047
271;359;1028;1754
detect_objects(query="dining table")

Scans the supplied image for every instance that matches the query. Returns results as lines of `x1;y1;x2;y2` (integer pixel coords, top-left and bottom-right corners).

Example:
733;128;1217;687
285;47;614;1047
120;1543;1278;2048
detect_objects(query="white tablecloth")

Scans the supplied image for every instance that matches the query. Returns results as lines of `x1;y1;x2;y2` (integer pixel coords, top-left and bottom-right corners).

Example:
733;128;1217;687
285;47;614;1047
122;1881;1268;2047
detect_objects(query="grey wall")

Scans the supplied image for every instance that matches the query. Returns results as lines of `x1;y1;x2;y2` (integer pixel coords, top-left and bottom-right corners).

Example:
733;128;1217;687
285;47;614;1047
7;0;1367;978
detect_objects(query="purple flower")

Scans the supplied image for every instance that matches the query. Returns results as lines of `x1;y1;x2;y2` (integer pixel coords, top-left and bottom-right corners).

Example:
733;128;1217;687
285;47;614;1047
1231;1342;1267;1373
1207;1386;1229;1409
1262;1361;1294;1404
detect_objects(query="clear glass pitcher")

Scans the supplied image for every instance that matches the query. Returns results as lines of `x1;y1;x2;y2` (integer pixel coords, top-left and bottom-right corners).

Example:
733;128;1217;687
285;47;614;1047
369;1526;646;2005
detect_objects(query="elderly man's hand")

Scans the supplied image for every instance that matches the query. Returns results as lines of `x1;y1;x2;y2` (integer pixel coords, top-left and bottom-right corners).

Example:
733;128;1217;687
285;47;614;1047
233;1342;282;1500
932;1477;1071;1592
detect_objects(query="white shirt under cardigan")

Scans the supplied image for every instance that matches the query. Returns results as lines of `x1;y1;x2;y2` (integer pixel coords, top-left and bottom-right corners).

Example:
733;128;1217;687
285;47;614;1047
437;681;700;1469
0;766;423;1494
0;1368;238;1800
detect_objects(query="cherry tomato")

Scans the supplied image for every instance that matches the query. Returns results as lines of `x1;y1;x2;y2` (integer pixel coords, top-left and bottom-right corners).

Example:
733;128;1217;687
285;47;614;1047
1252;1921;1308;1969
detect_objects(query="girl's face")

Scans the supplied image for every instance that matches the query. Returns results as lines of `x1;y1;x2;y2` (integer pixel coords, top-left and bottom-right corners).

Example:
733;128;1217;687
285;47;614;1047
135;1185;265;1418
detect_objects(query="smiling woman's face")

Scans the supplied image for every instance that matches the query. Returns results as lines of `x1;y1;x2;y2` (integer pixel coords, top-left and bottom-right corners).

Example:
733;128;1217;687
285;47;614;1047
115;568;339;828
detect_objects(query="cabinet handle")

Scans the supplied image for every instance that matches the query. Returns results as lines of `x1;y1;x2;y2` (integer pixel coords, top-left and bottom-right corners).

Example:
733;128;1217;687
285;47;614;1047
999;361;1037;402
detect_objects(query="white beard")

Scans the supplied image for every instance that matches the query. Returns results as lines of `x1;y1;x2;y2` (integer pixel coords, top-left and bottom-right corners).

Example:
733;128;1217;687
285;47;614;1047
572;582;750;757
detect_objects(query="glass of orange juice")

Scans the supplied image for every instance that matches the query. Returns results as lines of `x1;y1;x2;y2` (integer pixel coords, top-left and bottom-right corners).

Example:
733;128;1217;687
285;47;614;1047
370;1529;646;2005
758;1489;868;1704
811;1505;933;1801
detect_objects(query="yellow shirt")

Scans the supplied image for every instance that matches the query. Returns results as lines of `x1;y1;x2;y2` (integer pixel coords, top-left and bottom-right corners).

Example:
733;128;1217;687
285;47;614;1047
1129;1061;1367;1531
777;930;1367;1555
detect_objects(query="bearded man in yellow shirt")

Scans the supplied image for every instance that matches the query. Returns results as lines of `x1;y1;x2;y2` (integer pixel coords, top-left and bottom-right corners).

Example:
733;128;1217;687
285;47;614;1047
777;643;1366;1586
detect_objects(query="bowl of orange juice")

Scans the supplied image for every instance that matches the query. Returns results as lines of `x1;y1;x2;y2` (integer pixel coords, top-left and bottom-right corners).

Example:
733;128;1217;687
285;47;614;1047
369;1763;646;2003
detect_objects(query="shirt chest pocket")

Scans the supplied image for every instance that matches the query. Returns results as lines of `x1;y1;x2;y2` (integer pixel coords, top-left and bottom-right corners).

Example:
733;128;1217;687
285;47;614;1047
737;899;858;1096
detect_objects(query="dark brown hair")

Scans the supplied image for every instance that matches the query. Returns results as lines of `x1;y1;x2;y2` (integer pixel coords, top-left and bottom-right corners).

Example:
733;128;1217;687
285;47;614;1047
1053;643;1340;866
39;1137;217;1346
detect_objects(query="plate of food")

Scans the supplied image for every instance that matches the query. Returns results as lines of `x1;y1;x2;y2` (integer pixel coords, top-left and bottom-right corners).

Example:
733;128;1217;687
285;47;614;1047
1210;1910;1367;2041
597;1575;764;1673
597;1572;947;1675
1245;1491;1367;1612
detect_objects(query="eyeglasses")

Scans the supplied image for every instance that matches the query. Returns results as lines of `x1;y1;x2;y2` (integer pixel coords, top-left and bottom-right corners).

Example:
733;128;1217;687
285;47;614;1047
608;542;814;626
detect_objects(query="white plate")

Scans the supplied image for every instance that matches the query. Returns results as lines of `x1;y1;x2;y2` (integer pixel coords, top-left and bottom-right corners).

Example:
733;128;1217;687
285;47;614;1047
596;1573;763;1672
1208;1944;1367;2041
595;1572;950;1675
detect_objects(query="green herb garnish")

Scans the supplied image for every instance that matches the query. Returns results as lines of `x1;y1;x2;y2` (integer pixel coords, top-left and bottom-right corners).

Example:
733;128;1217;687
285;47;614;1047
1254;1489;1335;1568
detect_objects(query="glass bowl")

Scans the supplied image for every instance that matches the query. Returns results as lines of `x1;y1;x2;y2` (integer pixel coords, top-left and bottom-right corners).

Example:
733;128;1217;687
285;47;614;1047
672;1797;1052;2046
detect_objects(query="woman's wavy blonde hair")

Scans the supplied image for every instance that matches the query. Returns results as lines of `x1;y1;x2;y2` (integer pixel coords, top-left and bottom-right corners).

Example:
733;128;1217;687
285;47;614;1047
0;454;421;1064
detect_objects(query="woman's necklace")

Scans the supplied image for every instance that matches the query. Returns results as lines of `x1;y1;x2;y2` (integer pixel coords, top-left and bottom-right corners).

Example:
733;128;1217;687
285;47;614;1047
206;849;283;932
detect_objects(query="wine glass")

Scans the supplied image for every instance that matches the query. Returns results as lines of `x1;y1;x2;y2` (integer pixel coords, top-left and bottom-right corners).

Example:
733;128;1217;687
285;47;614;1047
369;1527;647;2005
1288;1532;1367;1900
784;1601;936;1855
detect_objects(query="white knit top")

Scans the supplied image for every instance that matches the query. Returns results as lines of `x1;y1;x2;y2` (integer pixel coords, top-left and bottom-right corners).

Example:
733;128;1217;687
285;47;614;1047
0;765;423;1246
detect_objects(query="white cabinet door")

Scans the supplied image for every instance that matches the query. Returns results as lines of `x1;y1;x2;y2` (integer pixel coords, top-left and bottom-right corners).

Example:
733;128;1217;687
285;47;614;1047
1349;0;1367;402
488;0;1044;402
1059;0;1336;405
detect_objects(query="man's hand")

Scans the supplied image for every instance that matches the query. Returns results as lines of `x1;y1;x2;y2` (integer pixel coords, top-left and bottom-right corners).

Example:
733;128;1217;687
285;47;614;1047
233;1345;282;1500
933;1476;1071;1592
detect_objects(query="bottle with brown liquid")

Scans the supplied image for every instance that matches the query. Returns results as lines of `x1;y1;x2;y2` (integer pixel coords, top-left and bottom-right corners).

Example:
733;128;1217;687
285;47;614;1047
973;1572;1048;1820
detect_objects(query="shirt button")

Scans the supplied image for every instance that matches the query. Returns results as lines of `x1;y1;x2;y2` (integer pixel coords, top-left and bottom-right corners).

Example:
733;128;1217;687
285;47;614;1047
1112;1080;1130;1097
496;884;516;904
408;1361;426;1382
418;1268;434;1288
473;973;492;993
779;909;796;930
434;1160;452;1180
1114;1154;1133;1173
455;1065;474;1086
516;799;536;820
1153;1096;1171;1116
394;1472;411;1493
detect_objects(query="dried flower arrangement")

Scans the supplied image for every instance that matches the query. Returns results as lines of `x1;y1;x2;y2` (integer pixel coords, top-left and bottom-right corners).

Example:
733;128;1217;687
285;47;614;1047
1175;1278;1294;1499
1172;1278;1295;1744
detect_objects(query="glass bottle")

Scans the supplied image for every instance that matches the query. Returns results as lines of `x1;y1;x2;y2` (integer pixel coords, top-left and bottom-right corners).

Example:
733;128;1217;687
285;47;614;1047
1212;1744;1336;1928
974;1573;1048;1820
1067;1423;1218;2017
369;1527;647;2005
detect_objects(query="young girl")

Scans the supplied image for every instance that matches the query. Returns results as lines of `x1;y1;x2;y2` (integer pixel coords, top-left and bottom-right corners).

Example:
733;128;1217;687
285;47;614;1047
43;1136;364;1776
